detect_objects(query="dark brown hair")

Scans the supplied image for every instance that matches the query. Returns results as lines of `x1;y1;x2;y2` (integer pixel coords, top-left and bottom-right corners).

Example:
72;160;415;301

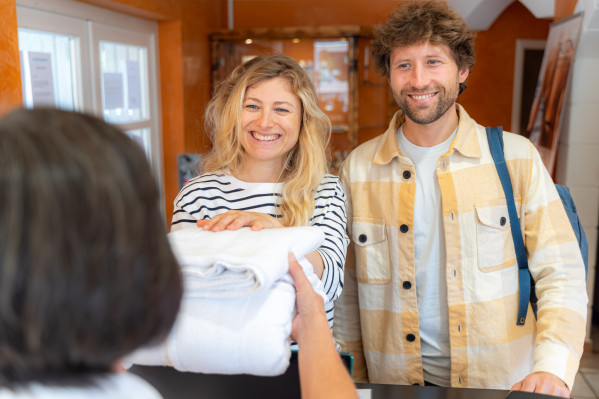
0;108;182;384
372;1;476;92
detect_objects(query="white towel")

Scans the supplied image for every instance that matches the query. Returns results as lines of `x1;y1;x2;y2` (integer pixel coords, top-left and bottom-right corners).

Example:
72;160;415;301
127;226;326;376
169;226;324;298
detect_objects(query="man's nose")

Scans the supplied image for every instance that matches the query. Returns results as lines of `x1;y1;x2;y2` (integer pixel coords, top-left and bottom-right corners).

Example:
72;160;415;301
410;64;429;88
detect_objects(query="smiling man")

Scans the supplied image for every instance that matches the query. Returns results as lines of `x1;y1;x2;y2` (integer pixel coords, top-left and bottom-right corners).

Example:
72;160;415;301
333;2;587;398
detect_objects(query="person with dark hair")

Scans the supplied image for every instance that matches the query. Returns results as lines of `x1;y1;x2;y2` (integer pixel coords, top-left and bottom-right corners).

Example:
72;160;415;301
0;107;356;399
0;108;183;397
333;2;586;397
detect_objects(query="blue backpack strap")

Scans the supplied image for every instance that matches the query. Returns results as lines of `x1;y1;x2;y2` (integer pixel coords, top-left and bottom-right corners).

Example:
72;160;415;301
555;184;589;275
485;127;531;325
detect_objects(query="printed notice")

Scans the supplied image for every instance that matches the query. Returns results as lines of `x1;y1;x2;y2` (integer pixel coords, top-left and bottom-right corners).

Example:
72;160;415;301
103;72;124;110
28;52;55;107
126;60;141;110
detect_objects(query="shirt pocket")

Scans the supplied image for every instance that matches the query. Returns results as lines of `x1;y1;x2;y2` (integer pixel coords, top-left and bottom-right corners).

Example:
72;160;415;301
475;199;518;272
351;217;391;284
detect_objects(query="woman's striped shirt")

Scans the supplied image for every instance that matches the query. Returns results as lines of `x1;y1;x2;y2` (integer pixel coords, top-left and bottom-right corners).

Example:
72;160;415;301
171;172;349;330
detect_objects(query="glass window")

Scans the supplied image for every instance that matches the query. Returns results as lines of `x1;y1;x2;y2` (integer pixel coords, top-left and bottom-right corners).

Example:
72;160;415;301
18;28;78;110
18;2;164;212
99;41;149;124
125;128;151;158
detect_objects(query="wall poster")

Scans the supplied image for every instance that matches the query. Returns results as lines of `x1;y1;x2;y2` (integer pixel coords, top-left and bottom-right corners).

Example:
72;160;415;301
524;13;583;174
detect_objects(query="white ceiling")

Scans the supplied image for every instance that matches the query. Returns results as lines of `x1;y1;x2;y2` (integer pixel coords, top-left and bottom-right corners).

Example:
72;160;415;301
448;0;554;30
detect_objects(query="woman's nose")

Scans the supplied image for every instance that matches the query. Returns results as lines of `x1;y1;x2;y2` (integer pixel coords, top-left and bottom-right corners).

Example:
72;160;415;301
256;110;273;128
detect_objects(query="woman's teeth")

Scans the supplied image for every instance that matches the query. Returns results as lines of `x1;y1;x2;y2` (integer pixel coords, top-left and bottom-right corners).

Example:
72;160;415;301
251;131;279;141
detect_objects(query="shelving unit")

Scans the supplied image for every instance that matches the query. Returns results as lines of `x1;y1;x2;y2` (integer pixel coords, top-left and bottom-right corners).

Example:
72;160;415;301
209;26;393;171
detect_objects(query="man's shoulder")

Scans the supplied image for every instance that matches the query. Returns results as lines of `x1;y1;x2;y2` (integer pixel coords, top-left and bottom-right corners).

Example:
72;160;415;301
502;130;533;146
497;129;535;159
345;134;388;164
465;113;534;160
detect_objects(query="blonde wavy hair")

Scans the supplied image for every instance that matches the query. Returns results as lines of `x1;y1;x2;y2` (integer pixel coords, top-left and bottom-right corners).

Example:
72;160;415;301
202;54;331;227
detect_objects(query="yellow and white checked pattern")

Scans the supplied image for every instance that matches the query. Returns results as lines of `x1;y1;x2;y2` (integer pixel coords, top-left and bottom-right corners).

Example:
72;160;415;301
333;104;587;390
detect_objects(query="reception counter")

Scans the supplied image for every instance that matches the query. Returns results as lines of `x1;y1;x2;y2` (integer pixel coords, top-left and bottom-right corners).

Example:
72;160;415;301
131;361;559;399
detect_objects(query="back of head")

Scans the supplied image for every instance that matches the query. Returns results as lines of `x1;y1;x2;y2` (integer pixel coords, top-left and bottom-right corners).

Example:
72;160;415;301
0;108;182;384
372;1;476;78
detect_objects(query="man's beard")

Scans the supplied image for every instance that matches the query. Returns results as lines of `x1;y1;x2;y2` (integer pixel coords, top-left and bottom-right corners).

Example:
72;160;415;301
393;79;460;125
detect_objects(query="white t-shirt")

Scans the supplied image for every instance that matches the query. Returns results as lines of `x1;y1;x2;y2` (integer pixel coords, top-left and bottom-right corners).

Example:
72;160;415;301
397;125;457;386
0;372;162;399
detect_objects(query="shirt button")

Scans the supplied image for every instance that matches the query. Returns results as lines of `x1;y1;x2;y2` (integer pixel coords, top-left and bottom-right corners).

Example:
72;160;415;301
403;170;411;179
400;224;409;233
406;333;416;342
500;216;507;226
403;281;412;289
358;234;367;243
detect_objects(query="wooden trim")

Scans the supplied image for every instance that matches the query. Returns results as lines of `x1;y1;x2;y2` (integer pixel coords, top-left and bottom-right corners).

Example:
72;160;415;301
209;25;372;41
348;36;359;151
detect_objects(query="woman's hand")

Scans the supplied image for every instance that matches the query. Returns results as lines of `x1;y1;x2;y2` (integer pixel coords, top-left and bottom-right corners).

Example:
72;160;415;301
196;210;283;232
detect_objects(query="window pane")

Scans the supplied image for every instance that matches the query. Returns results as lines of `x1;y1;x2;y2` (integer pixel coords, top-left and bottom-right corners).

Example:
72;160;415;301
125;128;151;161
100;41;149;124
18;28;77;110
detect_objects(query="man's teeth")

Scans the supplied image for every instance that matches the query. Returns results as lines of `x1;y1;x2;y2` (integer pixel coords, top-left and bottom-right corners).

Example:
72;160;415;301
412;93;435;100
252;132;279;141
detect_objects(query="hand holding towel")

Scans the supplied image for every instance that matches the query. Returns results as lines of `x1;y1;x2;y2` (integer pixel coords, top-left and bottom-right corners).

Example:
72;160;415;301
127;226;326;376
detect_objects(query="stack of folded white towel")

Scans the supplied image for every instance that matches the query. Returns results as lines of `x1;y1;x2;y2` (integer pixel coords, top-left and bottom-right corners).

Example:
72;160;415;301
127;226;326;376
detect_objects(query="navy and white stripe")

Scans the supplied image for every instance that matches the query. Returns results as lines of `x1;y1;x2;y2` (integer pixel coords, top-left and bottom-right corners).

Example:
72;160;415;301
171;172;349;330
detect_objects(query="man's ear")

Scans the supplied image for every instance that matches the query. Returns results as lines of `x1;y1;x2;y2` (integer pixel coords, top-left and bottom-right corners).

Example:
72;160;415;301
459;67;470;83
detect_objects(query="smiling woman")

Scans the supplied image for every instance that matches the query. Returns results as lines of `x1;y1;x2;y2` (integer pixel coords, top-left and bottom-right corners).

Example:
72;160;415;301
171;54;349;333
238;76;302;180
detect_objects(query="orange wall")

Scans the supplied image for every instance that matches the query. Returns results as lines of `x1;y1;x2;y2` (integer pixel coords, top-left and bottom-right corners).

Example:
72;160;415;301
0;1;22;118
233;0;401;28
555;0;579;20
460;1;551;128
